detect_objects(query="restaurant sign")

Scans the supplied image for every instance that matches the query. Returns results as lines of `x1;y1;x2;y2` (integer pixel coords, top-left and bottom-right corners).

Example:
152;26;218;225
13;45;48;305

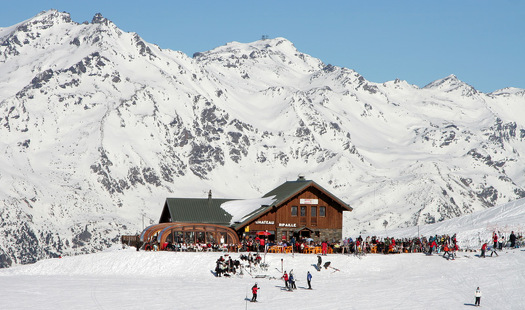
255;220;274;225
300;199;318;204
278;223;297;228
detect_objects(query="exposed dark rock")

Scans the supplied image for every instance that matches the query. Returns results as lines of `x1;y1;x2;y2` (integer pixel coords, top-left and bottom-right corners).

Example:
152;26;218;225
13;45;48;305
70;37;80;46
31;69;54;88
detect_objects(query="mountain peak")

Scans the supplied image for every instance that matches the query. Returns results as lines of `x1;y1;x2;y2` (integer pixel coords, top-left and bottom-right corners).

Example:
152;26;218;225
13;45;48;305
202;37;298;56
425;74;459;87
193;36;324;73
0;9;73;45
32;9;72;24
91;13;111;25
423;74;478;95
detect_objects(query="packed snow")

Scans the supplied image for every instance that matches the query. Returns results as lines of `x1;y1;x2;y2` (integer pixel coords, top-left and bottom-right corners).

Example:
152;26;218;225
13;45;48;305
1;199;524;309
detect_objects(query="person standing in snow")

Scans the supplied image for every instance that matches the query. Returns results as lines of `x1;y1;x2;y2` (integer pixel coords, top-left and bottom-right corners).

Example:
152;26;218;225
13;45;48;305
490;244;499;257
317;255;322;271
474;287;482;306
289;270;297;289
429;239;437;255
510;231;517;248
307;271;312;289
480;242;487;258
251;283;259;302
282;271;289;289
492;232;498;250
451;243;459;260
442;243;451;260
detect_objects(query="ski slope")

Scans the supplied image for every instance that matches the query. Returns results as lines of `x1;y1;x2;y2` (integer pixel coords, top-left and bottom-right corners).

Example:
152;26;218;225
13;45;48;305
0;247;523;309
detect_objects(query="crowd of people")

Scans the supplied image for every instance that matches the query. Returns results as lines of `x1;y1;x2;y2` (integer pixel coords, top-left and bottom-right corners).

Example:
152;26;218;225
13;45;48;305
340;230;523;257
140;230;523;259
339;234;459;257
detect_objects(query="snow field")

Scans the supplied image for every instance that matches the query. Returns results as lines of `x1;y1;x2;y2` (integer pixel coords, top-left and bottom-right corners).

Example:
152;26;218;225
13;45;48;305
0;247;524;310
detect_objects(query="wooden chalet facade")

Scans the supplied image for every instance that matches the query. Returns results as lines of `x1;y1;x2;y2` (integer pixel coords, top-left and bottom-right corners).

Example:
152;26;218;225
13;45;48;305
157;176;352;243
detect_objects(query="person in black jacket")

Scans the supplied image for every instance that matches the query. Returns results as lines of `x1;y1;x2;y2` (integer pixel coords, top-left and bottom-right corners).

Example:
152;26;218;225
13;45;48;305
510;231;516;248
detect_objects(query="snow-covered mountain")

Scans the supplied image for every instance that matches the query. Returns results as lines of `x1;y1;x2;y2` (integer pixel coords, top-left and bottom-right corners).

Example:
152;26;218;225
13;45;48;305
1;10;524;267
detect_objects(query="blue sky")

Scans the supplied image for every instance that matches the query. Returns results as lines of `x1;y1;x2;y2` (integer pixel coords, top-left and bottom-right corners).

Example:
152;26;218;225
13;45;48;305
1;0;524;93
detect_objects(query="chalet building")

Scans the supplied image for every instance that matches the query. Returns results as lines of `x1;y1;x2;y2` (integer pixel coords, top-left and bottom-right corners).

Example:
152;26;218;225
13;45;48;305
154;176;352;243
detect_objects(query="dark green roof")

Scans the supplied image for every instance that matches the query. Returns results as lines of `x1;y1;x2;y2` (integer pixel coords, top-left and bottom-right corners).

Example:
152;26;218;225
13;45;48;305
262;179;314;206
164;198;237;225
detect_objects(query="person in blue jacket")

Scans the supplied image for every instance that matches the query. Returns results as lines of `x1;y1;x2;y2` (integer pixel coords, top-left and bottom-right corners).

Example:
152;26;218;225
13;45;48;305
307;271;312;289
289;270;296;289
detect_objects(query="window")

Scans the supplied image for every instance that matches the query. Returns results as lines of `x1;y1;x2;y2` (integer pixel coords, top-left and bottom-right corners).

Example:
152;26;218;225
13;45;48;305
300;206;306;217
291;206;298;216
310;206;318;226
319;206;326;217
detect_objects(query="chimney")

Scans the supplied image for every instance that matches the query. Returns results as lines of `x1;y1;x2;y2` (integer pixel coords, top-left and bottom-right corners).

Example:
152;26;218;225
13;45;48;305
208;190;212;200
297;174;305;181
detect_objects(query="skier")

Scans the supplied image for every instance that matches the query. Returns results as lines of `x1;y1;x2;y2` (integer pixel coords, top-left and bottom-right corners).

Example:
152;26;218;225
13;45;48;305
323;261;331;269
317;255;322;271
474;287;481;306
480;242;487;258
490;244;499;257
289;270;297;289
307;271;312;289
251;282;259;302
282;271;289;289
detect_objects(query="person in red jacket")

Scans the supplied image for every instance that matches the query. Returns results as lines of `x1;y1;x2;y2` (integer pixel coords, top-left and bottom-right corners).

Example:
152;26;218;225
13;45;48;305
480;243;487;258
493;232;498;250
282;271;289;289
442;243;451;260
251;283;260;302
429;239;437;255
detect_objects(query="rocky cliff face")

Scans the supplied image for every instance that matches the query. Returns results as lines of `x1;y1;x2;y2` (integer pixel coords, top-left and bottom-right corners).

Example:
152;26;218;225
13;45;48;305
0;10;524;267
